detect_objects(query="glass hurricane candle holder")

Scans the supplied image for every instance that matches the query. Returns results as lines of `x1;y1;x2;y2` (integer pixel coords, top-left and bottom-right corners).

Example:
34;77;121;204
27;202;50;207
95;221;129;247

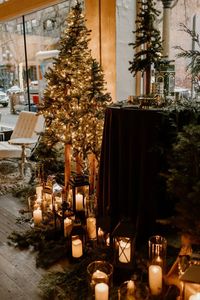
118;280;149;300
87;260;113;293
148;235;167;269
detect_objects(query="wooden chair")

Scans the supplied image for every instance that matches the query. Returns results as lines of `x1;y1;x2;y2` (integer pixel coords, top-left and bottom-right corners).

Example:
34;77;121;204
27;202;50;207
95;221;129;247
0;111;44;177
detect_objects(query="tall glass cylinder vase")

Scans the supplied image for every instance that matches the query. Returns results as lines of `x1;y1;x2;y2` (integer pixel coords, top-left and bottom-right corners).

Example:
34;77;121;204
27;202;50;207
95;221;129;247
148;235;167;270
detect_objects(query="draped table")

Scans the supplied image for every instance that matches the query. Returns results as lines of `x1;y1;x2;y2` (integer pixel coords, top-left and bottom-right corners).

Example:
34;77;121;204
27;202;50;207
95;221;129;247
98;106;177;242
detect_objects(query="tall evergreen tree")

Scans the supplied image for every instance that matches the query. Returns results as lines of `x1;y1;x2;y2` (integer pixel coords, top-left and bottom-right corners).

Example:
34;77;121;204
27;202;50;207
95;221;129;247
129;0;163;95
39;2;111;188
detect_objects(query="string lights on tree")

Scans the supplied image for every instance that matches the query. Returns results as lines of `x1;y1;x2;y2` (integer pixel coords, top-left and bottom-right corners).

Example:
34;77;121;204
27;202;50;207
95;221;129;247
39;1;111;191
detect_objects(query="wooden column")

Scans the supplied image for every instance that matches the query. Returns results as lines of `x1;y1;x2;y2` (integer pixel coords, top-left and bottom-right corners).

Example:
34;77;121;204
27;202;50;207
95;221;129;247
100;0;116;101
85;0;100;62
85;0;116;101
135;0;142;96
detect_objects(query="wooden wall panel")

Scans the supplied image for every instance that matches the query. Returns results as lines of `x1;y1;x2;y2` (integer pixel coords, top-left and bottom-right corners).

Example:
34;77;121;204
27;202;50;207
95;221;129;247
85;0;100;62
85;0;116;101
100;0;116;101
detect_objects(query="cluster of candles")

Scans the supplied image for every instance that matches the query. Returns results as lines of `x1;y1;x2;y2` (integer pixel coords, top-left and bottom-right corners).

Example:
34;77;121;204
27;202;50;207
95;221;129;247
32;184;63;225
31;185;200;300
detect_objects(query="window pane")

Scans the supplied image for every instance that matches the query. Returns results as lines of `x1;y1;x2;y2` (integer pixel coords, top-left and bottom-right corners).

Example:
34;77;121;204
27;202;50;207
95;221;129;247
0;0;71;127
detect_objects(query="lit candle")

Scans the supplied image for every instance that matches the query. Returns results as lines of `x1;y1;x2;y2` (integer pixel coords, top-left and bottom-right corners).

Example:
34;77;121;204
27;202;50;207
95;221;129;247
87;217;97;240
127;280;135;293
98;227;104;238
72;237;83;258
64;217;72;237
49;203;58;211
189;293;200;300
98;227;105;245
55;196;62;206
119;239;131;263
33;208;42;225
106;234;110;247
149;265;162;295
36;196;42;204
76;193;84;210
36;186;43;198
45;193;52;202
92;270;108;285
95;282;109;300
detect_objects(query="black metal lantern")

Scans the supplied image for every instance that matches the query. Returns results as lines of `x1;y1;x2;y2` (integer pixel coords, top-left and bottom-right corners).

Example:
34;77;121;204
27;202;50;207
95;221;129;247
180;265;200;299
111;218;136;270
69;173;90;214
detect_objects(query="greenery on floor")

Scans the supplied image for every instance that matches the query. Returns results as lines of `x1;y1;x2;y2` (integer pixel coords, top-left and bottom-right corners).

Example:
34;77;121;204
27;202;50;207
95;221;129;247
8;225;68;269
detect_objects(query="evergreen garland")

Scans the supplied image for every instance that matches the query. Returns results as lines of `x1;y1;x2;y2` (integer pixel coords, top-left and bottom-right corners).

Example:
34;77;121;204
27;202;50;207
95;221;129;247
166;124;200;242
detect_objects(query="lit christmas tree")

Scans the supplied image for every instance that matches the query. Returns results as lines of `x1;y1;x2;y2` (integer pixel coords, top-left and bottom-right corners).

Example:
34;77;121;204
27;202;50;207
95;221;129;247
129;0;163;95
39;2;111;190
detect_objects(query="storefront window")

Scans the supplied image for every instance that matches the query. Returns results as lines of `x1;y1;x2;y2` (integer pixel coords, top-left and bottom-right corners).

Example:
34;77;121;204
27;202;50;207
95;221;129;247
0;0;70;123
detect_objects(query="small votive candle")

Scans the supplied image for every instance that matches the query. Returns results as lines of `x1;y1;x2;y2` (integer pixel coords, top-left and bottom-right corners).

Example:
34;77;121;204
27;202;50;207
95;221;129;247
64;217;72;237
87;217;97;240
76;193;84;211
149;265;162;295
33;208;42;225
190;293;200;300
72;236;83;258
95;282;109;300
119;239;131;263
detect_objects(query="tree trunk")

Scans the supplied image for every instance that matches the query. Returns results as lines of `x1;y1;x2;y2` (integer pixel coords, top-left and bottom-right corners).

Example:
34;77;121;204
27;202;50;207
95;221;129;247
75;154;83;175
145;65;151;95
88;153;97;195
64;143;71;192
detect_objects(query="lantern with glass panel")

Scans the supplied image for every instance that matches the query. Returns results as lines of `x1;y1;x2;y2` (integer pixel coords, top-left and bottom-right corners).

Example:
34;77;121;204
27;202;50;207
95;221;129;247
69;173;90;216
112;218;136;270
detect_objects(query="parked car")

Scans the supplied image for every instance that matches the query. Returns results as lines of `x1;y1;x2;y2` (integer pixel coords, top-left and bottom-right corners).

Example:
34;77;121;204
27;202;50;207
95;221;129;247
0;91;9;107
7;85;23;94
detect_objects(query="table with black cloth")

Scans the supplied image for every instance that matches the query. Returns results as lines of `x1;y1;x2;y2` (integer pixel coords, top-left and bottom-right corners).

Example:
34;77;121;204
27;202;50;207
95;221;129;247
98;105;179;243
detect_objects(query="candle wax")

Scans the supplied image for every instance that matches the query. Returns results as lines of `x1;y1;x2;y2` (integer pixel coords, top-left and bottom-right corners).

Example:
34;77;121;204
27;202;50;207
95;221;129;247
149;265;162;295
95;282;109;300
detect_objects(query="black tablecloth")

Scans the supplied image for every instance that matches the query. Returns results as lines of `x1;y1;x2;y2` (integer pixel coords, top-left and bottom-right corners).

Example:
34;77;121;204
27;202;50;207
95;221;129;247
98;106;177;240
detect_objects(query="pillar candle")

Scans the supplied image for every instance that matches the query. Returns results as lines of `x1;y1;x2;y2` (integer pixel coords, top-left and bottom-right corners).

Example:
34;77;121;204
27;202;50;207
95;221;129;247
76;193;84;211
64;217;72;237
149;265;162;295
36;196;42;204
33;208;42;225
95;282;109;300
87;217;97;239
49;203;58;211
72;237;83;258
36;186;43;198
190;293;200;300
119;239;131;263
